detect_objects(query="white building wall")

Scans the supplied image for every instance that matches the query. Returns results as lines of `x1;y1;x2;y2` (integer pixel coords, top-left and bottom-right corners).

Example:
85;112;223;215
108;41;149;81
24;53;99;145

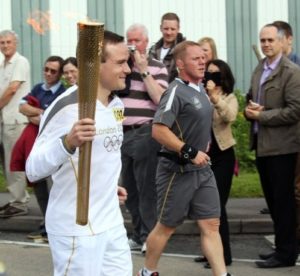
49;0;87;58
123;0;227;60
0;0;12;61
256;0;288;56
0;0;292;62
0;0;12;31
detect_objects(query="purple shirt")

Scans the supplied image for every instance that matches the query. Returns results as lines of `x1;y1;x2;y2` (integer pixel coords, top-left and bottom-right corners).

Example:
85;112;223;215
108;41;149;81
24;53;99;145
254;54;282;132
256;54;282;105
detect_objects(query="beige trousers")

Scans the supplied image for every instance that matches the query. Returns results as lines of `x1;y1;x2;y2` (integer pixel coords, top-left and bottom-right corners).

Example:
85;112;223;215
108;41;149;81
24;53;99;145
0;123;29;209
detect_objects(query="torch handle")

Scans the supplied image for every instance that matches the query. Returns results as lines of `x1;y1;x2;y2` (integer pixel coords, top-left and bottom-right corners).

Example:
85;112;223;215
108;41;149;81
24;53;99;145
76;141;92;225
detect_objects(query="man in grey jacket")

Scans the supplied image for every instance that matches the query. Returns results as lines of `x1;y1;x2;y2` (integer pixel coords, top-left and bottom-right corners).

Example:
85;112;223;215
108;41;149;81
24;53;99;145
245;23;300;268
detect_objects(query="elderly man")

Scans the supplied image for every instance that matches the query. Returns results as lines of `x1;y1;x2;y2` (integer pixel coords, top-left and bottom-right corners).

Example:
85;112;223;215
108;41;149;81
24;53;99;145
0;30;30;217
119;23;168;254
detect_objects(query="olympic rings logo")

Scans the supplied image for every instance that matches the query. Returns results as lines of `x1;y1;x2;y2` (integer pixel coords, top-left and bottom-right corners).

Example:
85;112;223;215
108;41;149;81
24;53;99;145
103;135;123;152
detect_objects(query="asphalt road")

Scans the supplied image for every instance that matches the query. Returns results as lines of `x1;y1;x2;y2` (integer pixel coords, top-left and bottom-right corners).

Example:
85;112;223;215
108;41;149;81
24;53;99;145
0;231;299;276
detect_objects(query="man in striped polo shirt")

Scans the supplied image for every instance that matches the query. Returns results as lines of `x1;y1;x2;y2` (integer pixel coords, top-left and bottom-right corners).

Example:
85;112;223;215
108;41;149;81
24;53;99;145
119;23;168;254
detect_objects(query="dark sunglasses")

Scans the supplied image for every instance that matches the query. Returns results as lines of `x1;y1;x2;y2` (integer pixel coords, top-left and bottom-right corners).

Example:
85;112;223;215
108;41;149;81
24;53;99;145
44;67;58;75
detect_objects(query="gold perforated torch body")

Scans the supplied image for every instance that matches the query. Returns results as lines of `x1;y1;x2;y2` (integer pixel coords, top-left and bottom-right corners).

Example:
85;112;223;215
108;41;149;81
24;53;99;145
76;22;104;225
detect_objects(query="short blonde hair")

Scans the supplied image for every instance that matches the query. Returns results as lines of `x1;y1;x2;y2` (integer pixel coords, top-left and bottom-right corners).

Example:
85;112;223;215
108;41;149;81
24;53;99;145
173;41;201;61
198;37;218;60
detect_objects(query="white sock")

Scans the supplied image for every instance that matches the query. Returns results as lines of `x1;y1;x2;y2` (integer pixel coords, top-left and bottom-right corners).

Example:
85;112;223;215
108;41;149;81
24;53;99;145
143;267;157;276
221;273;228;276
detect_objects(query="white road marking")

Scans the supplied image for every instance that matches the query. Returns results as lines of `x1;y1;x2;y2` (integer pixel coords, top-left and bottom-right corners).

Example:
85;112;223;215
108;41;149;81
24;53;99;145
0;240;49;248
1;239;299;266
132;251;300;265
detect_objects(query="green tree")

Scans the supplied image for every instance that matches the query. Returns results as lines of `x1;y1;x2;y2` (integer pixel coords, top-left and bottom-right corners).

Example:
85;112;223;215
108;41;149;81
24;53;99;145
232;90;256;171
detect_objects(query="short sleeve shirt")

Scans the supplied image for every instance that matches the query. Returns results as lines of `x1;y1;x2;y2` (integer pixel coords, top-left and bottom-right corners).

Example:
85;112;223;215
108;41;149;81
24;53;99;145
0;52;30;124
153;79;213;172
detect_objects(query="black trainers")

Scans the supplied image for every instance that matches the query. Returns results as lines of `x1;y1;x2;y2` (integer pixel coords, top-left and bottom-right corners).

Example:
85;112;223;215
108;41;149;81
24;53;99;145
194;256;207;262
0;205;28;218
0;203;11;212
260;207;270;214
27;229;47;240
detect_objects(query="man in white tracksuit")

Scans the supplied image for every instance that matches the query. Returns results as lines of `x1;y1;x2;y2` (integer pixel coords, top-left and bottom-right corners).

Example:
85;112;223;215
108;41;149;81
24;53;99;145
26;31;132;276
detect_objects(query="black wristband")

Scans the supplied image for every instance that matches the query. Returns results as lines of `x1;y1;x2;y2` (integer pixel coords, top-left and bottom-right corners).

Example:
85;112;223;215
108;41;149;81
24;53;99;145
180;144;198;161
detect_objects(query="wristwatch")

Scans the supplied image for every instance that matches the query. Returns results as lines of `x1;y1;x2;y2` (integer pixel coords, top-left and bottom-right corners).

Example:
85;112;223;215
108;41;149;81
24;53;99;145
140;71;150;79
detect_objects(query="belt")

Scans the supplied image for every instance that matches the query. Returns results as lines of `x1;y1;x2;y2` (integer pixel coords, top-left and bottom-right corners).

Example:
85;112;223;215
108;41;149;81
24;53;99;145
158;151;212;166
123;124;144;133
157;151;189;165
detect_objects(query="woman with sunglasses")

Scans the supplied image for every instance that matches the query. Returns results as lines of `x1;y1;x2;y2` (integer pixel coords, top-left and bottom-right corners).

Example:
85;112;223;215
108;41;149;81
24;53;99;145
195;59;238;269
206;59;238;268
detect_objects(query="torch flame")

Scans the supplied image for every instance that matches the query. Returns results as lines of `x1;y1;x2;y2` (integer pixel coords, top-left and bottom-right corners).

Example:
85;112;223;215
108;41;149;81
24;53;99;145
27;10;59;35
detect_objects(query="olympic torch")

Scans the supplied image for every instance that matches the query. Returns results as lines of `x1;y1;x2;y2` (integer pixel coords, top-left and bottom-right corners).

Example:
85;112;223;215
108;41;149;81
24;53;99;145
76;22;104;225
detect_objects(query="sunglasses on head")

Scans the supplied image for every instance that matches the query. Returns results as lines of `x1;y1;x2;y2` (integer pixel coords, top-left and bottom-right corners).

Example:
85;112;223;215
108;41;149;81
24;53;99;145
44;67;58;75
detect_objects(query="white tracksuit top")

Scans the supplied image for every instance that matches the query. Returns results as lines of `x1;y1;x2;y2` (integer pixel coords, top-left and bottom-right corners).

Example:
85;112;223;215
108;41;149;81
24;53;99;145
26;86;125;236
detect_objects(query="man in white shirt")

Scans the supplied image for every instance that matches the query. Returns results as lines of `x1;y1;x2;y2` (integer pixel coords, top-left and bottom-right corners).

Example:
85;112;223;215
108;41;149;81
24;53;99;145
0;30;30;217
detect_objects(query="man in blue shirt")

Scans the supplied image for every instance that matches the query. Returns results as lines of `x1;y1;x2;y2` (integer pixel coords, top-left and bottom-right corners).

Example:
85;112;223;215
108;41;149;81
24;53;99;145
273;21;300;66
17;55;65;240
19;56;65;124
